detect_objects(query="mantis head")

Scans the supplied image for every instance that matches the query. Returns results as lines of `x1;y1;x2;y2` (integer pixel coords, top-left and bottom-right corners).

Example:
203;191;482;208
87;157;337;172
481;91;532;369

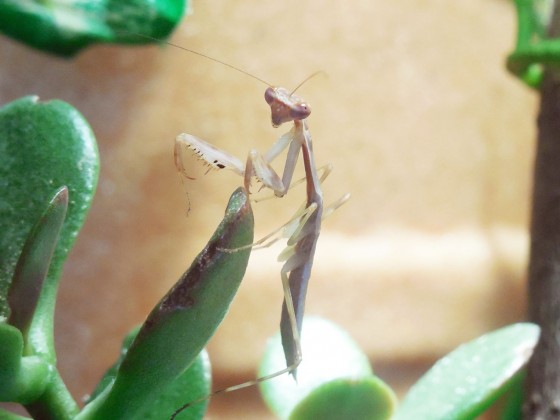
265;87;311;127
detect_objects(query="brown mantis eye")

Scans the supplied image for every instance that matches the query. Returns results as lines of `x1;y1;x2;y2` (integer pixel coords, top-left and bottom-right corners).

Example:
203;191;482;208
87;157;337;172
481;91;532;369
264;87;276;104
290;103;311;120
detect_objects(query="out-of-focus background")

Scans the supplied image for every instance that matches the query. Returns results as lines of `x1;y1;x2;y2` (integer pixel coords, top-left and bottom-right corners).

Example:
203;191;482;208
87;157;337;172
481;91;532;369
0;0;536;417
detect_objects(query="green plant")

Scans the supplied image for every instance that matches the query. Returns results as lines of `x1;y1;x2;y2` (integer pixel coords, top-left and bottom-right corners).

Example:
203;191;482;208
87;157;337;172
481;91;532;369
0;0;187;56
0;95;255;419
507;0;557;87
0;2;548;419
0;95;542;419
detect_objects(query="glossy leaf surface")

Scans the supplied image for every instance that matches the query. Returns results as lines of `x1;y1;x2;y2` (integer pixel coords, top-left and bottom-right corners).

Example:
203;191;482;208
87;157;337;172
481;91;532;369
0;0;187;56
259;316;396;420
86;326;211;420
8;187;68;337
0;96;99;359
394;323;540;420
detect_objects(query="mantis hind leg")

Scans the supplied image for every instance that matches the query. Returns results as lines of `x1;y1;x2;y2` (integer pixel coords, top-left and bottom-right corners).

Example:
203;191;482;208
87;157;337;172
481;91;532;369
217;201;318;254
322;192;351;219
169;267;303;419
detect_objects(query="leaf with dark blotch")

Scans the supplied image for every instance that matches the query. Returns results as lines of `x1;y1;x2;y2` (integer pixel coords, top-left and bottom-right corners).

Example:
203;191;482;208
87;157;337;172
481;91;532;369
8;187;68;337
77;187;253;420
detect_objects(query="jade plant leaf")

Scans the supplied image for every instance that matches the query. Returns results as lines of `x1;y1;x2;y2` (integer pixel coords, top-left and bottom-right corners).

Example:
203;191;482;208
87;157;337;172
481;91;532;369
497;370;524;420
0;322;25;385
259;316;396;420
8;187;68;337
77;187;253;420
86;326;211;420
0;0;187;56
0;96;99;359
86;326;143;403
0;322;50;404
290;377;396;420
137;350;210;420
0;188;67;406
0;407;31;420
393;323;540;420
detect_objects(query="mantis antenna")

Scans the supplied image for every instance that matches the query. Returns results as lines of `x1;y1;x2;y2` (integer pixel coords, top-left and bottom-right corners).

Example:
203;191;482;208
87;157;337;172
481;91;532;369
117;31;273;87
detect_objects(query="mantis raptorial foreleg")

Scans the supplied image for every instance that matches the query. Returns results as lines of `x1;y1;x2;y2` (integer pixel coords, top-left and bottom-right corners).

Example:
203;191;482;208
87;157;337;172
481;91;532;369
176;131;293;195
175;87;310;193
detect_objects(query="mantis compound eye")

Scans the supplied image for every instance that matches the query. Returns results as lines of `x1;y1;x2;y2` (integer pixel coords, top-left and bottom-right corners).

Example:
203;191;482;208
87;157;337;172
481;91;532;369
290;102;311;120
264;87;276;104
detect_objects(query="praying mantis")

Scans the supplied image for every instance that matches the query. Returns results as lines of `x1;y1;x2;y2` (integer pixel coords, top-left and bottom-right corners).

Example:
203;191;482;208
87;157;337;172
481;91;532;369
170;43;349;418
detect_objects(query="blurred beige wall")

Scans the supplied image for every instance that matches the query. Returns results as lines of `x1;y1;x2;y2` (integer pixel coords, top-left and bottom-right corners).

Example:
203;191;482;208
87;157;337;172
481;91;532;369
0;0;536;417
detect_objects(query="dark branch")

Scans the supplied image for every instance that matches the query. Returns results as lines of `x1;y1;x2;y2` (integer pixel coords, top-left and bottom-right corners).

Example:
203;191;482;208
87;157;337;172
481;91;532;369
523;4;560;418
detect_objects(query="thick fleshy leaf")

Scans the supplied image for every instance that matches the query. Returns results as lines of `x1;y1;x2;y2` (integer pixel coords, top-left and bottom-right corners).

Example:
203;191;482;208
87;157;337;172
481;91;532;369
8;187;68;336
0;322;23;378
290;377;395;420
0;322;50;404
393;323;540;420
0;96;99;357
0;188;67;406
86;326;211;420
139;351;210;420
259;316;396;420
498;370;524;420
0;407;31;419
0;0;187;56
78;187;253;420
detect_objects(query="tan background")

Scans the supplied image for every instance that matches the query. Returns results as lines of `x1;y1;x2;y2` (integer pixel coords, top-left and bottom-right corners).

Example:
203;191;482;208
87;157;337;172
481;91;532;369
0;0;536;418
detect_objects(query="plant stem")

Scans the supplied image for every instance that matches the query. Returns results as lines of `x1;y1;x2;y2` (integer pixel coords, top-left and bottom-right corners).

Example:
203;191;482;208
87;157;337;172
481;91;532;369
24;371;78;420
523;4;560;418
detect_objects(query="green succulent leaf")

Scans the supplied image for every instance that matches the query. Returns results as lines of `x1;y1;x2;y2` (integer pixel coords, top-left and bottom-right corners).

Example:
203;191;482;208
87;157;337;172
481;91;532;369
0;96;97;418
86;326;142;403
290;376;395;420
8;187;68;338
393;323;540;420
0;0;187;56
138;351;210;420
78;187;253;420
0;322;51;404
498;370;524;420
0;96;99;359
86;326;211;420
0;187;67;405
0;407;31;419
259;316;396;420
0;322;24;378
